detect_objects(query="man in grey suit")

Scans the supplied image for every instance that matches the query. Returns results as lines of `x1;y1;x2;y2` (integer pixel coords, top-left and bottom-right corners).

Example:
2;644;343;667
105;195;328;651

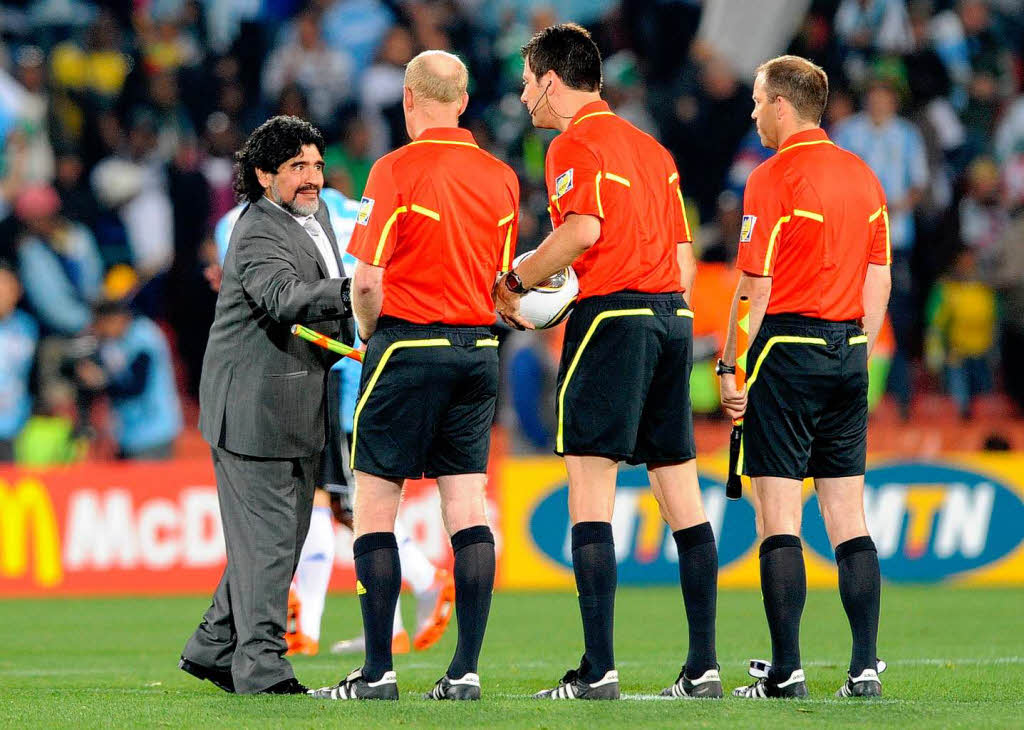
180;116;353;695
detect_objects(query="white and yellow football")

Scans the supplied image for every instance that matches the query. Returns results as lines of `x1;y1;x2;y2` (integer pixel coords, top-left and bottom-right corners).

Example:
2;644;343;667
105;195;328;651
512;250;579;329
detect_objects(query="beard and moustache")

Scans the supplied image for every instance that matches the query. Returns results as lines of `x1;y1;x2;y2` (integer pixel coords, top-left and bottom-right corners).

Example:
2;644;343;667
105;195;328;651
271;178;320;217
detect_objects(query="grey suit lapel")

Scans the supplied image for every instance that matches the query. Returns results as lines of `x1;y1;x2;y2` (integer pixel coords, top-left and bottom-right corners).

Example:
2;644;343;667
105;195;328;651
253;196;331;277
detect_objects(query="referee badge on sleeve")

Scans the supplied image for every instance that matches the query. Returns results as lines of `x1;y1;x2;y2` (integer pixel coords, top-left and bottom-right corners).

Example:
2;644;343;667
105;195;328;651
356;196;375;226
740;215;757;242
555;168;574;198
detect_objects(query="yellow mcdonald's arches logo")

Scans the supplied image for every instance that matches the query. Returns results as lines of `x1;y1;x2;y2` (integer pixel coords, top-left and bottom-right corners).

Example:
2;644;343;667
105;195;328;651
0;478;63;587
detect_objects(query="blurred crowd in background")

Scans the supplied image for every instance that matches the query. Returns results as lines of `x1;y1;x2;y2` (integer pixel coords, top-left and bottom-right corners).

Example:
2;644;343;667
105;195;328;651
1;0;1023;461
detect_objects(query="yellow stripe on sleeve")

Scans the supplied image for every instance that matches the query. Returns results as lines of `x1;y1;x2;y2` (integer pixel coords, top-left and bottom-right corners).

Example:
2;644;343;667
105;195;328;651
595;171;604;218
604;172;631;187
881;206;891;265
373;206;407;265
793;209;823;222
761;216;790;276
501;225;514;272
677;189;691;242
410;204;440;221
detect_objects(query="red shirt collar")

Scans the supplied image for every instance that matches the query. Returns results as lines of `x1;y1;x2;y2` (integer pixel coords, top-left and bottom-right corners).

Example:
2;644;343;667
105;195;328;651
569;99;613;127
778;127;832;153
413;127;478;146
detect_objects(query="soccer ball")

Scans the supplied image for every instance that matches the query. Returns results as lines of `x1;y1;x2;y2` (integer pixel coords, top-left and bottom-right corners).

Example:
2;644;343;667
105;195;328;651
511;250;579;329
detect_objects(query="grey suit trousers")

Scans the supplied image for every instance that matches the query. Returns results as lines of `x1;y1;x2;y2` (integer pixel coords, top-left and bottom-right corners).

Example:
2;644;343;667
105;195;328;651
182;446;317;693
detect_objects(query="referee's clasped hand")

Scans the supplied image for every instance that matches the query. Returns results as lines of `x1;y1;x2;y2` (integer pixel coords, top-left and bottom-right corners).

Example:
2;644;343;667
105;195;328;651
492;274;535;331
719;373;747;420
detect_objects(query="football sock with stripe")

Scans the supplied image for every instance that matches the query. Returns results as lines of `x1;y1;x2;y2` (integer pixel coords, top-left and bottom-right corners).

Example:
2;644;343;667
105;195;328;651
571;521;617;683
673;522;719;677
446;525;496;679
759;534;806;683
836;536;881;677
353;532;400;682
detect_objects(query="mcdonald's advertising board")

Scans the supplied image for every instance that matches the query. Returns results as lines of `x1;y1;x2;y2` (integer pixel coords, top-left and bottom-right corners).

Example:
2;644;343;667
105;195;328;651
1;454;1022;596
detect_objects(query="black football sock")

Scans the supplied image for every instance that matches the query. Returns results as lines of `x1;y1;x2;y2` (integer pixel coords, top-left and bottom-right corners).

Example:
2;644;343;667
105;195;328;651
759;534;806;683
571;521;617;683
672;522;719;677
446;525;496;679
353;532;400;682
836;536;881;677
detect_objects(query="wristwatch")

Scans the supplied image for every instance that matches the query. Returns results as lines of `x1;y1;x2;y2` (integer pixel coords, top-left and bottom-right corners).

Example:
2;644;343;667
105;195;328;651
340;277;352;308
715;358;736;376
504;270;528;294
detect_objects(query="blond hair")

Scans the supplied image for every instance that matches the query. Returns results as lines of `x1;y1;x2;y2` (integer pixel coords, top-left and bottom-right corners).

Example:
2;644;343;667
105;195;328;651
404;50;468;104
756;55;829;124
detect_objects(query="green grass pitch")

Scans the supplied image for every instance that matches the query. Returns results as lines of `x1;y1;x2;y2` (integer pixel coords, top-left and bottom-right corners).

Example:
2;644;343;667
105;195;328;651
1;586;1020;728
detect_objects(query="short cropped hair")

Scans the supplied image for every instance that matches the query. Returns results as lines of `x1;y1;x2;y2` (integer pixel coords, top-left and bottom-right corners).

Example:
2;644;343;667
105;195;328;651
521;23;602;92
405;50;468;104
756;55;829;124
233;115;324;203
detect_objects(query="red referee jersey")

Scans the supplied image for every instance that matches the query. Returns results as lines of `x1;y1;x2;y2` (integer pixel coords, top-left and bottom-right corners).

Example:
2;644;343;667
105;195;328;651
736;127;890;320
545;100;691;299
347;127;520;326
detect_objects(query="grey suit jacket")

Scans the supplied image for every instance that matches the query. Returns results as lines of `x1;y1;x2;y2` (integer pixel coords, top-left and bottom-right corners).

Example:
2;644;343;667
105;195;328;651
199;196;354;458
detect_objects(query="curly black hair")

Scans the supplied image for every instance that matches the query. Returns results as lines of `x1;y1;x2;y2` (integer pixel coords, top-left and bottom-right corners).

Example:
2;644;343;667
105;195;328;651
233;115;325;203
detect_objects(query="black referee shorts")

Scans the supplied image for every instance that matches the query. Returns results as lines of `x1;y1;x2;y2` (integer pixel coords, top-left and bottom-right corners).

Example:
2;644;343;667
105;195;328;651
741;313;869;480
555;290;695;466
351;317;499;480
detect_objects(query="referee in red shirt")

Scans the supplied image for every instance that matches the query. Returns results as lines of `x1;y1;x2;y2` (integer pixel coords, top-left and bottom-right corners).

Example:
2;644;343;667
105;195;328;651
309;50;519;702
495;23;720;701
720;55;892;699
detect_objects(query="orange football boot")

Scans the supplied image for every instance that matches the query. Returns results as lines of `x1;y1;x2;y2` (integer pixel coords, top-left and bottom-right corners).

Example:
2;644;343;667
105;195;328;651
413;568;456;651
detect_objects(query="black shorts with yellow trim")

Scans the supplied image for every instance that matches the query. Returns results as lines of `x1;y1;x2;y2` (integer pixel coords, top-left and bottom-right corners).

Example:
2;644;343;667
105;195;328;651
741;313;868;480
555;290;695;465
351;316;499;480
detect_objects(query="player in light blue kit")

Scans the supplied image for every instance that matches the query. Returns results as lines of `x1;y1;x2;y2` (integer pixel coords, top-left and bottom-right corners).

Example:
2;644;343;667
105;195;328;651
212;189;455;657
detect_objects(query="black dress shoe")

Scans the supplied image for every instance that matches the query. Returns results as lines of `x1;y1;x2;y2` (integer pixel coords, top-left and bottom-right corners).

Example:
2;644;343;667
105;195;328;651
259;677;309;695
179;656;235;693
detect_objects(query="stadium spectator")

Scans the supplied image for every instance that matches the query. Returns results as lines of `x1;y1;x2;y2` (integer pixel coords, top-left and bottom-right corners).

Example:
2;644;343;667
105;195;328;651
10;45;55;184
53;150;101;235
502;329;559;453
938;157;1009;282
359;25;415;157
319;0;395;75
262;10;353;127
661;54;754;222
48;11;131;146
14;184;103;336
835;0;914;60
834;76;928;417
925;248;996;420
991;199;1024;413
323;114;374;198
0;264;38;462
930;0;1014;110
74;297;183;459
91;111;175;279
